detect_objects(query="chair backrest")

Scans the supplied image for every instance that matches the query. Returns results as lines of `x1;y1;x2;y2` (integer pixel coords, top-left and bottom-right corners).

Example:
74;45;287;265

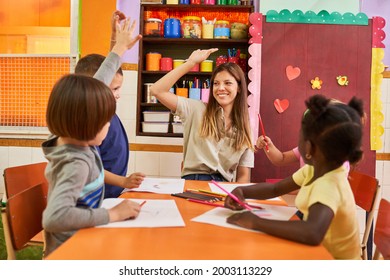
5;182;48;250
348;170;381;260
373;199;390;260
3;162;47;199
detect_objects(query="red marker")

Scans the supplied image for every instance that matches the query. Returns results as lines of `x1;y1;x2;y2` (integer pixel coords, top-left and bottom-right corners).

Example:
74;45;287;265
258;113;269;152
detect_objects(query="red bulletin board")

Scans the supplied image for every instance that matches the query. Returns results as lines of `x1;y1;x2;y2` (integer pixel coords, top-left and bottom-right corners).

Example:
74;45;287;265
251;16;376;183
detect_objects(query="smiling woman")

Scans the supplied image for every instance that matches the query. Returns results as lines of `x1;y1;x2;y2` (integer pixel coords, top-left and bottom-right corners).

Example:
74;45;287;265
150;48;255;184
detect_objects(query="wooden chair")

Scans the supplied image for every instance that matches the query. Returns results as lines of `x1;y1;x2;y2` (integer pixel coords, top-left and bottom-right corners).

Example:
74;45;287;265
373;199;390;260
1;162;48;259
348;170;381;260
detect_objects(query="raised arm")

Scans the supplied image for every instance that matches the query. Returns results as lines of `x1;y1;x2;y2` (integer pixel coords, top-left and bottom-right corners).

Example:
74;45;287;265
256;135;299;166
150;48;218;112
110;10;126;51
94;16;142;85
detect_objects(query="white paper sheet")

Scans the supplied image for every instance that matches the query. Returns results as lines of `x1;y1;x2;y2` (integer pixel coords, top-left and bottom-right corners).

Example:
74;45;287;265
123;177;185;194
208;182;282;202
191;202;297;233
98;198;185;228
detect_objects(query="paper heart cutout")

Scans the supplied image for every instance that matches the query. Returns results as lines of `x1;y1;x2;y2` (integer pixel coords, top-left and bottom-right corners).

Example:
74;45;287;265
274;99;289;113
286;65;301;81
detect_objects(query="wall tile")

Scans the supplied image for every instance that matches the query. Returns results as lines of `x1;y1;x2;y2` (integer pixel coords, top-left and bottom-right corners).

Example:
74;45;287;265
117;95;133;121
159;152;183;178
159;137;184;145
122;71;138;94
126;120;137;143
382;161;390;185
32;147;47;163
376;160;384;186
128;151;136;175
384;128;390;153
381;184;390;202
0;147;9;170
385;103;390;129
134;151;159;176
8;147;32;166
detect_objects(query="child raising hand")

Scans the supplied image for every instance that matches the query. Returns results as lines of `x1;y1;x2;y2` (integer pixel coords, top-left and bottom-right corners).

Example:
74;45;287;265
225;94;364;260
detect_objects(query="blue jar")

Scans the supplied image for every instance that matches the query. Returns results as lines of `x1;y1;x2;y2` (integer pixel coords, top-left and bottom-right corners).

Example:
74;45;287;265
164;18;181;38
179;0;190;3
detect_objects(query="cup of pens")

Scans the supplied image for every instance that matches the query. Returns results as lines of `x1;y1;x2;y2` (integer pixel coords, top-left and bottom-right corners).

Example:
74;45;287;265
189;88;201;100
176;88;188;98
201;88;210;103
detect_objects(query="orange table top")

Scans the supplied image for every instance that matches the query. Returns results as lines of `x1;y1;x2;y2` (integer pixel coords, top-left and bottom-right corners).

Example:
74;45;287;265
46;180;333;260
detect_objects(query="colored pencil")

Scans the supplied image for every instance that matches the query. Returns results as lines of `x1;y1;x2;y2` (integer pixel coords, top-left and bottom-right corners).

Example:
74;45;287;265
258;113;269;152
187;198;224;207
211;180;253;211
139;200;147;207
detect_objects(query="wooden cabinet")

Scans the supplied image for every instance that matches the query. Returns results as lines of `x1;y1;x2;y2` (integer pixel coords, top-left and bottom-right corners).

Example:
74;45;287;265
137;4;254;137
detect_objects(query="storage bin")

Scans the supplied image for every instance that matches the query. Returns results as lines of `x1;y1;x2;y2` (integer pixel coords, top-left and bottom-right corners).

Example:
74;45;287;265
172;122;184;133
142;122;169;133
143;111;170;122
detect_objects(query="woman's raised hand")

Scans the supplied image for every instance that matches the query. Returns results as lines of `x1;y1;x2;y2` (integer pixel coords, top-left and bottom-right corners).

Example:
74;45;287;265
187;48;219;64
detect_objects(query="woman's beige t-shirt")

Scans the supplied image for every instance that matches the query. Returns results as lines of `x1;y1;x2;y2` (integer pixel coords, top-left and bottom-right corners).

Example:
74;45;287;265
175;96;254;181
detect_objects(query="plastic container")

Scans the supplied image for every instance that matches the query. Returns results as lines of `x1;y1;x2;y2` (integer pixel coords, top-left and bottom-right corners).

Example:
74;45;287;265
189;88;201;100
160;57;173;71
143;111;170;122
142;122;169;133
144;83;158;103
204;0;216;4
182;16;201;38
230;22;248;39
202;23;214;39
176;88;188;98
201;88;210;103
200;60;213;72
166;0;179;4
172;123;184;133
189;62;200;72
145;52;162;71
144;18;162;37
173;59;185;68
214;20;230;39
164;18;181;38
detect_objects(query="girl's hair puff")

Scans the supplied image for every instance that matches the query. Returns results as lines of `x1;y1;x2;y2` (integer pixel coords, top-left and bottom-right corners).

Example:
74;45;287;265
46;74;116;141
302;94;364;166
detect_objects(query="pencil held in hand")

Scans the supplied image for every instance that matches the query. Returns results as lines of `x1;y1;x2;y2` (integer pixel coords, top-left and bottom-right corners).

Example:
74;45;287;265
258;114;269;152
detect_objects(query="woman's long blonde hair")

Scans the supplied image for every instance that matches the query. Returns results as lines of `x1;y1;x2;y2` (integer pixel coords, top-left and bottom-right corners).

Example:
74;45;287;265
199;63;253;151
